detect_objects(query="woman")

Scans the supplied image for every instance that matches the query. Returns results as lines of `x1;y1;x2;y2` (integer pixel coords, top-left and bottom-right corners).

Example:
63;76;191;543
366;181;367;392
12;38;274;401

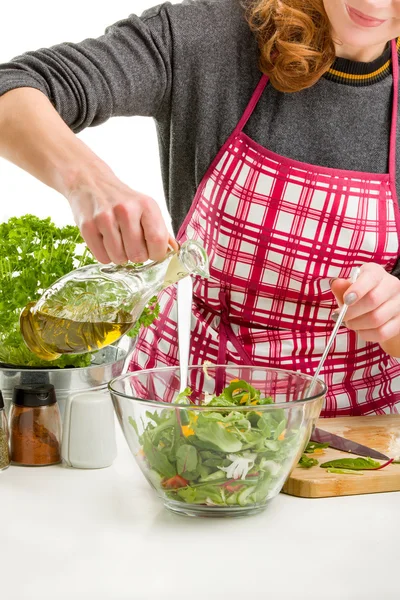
1;0;400;415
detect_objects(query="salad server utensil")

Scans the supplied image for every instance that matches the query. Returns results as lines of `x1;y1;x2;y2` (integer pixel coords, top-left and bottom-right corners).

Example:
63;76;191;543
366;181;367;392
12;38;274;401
308;266;361;396
177;276;193;393
310;427;390;461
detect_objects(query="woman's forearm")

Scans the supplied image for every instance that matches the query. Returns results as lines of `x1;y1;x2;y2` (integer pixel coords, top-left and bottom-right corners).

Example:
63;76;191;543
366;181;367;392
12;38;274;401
0;87;171;264
0;87;107;196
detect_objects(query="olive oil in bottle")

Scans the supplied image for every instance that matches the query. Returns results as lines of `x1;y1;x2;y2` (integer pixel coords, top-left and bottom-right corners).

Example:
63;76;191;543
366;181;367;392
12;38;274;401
20;240;209;361
20;302;134;361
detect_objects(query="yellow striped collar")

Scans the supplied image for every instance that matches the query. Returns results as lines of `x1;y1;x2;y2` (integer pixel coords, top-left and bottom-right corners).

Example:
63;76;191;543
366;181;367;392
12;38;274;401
325;38;400;86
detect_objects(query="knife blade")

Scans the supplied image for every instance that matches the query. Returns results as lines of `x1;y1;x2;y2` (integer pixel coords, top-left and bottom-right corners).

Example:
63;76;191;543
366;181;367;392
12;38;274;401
310;427;390;461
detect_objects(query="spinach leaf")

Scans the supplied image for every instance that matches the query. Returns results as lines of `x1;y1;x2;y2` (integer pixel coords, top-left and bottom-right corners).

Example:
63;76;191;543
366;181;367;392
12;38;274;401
237;485;257;506
206;397;236;408
142;436;176;478
198;469;226;482
273;419;287;440
173;388;192;404
298;455;318;469
198;411;245;425
128;417;139;437
221;380;260;405
195;422;242;453
251;472;273;503
257;413;273;437
304;441;330;453
176;484;225;505
264;440;281;452
176;445;198;475
326;468;364;475
320;457;382;470
150;419;175;446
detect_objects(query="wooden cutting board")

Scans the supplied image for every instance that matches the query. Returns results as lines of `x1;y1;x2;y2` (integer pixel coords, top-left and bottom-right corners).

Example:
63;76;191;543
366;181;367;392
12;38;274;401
283;415;400;498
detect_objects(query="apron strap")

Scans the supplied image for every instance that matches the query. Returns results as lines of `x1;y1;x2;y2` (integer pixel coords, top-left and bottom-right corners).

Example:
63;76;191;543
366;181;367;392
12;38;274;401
232;74;269;137
216;290;253;394
217;290;253;364
389;39;399;181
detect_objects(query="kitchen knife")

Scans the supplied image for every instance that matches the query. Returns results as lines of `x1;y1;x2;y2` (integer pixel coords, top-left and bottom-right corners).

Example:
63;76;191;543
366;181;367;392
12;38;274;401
310;427;390;461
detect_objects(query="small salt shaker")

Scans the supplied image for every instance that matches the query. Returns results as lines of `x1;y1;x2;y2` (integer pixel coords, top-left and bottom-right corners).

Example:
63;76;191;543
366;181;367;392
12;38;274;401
62;390;117;469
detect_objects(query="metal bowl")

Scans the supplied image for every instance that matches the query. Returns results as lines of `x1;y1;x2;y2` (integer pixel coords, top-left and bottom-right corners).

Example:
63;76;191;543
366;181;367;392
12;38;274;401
0;336;135;419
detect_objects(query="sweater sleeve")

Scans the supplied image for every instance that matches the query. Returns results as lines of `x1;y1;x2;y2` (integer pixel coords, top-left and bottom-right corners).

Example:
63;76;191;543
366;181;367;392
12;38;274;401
0;5;173;132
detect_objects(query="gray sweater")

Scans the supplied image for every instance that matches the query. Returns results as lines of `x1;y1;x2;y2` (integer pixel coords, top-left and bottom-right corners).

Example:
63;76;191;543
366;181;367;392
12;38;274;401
1;0;399;273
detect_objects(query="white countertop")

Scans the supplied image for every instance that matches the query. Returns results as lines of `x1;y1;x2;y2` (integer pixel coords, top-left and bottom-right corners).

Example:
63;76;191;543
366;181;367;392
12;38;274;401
2;428;399;600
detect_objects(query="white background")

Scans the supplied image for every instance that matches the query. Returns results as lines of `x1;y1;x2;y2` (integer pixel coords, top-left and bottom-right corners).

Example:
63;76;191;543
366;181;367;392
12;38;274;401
0;1;171;228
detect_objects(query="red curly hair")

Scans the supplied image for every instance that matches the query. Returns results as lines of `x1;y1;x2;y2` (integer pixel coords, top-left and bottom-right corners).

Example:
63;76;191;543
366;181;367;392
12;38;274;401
246;0;336;93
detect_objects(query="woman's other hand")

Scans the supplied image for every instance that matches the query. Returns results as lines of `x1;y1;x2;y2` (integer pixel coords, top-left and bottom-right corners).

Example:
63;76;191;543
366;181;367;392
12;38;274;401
330;263;400;358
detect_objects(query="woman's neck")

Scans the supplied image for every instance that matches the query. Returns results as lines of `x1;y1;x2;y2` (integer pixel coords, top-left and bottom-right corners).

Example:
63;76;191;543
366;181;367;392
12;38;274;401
333;40;388;63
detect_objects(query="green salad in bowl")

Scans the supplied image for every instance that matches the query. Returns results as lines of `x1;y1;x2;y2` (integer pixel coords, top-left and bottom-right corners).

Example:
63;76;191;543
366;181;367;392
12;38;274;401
109;365;326;517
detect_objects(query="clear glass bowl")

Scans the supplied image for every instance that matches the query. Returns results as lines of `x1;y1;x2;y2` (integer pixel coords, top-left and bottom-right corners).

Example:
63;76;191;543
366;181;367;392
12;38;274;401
109;366;326;518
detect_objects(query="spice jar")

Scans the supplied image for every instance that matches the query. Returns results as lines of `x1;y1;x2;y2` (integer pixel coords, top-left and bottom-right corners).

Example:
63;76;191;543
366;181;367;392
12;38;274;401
0;391;10;471
9;384;62;466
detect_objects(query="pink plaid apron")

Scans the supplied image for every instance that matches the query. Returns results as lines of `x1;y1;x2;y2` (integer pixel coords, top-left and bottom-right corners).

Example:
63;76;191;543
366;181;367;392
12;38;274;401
131;39;400;417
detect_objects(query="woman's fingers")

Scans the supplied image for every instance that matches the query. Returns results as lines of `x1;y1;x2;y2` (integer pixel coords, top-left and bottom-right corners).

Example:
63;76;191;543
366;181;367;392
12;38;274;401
114;203;148;264
346;296;400;334
330;278;352;307
140;198;171;261
341;263;386;306
95;210;128;265
354;314;400;344
335;274;399;321
168;234;180;252
80;219;110;264
331;263;399;316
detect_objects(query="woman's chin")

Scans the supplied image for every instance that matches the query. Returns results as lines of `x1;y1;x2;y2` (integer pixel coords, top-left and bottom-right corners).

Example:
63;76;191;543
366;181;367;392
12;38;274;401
332;28;390;60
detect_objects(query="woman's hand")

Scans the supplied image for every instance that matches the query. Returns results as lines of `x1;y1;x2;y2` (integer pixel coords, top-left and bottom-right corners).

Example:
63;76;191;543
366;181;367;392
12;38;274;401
66;162;177;265
330;263;400;358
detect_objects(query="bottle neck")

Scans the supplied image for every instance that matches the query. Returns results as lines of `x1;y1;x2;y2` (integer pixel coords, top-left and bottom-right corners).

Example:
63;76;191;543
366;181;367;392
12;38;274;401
162;253;191;288
121;239;209;289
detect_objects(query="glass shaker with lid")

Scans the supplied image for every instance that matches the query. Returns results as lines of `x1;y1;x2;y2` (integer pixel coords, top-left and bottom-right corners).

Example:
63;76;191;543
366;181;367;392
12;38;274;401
9;384;62;466
0;391;10;471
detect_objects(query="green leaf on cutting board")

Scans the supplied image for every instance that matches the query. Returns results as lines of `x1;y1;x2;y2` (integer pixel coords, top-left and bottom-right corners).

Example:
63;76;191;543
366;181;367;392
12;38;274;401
298;455;318;469
320;457;382;470
326;468;364;475
304;441;330;453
